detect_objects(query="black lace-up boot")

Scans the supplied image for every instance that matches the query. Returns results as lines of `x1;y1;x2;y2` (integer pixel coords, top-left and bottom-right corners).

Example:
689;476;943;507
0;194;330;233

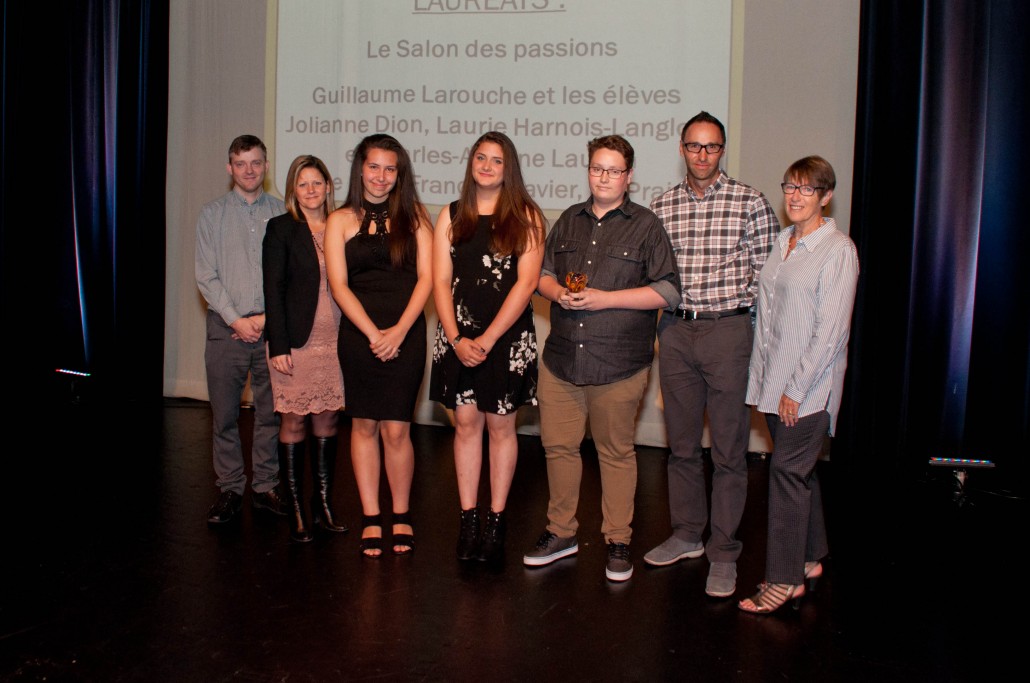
477;509;507;563
457;507;481;560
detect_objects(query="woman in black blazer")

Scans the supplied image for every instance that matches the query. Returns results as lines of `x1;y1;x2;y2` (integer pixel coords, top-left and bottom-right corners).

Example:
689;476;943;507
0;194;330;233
263;155;346;543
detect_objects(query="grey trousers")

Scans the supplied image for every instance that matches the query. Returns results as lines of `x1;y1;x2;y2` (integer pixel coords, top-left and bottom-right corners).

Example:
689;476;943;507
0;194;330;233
763;411;830;585
657;314;752;563
204;310;280;495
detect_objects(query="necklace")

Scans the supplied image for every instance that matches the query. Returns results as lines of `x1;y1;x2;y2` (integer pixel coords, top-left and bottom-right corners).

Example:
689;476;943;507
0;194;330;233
311;230;329;293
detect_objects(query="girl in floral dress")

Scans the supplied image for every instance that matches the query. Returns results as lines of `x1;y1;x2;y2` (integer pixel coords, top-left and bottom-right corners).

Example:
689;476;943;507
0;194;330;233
429;131;546;564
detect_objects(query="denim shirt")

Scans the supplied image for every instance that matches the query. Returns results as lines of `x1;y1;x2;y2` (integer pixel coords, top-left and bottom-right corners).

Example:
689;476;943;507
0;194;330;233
541;195;680;386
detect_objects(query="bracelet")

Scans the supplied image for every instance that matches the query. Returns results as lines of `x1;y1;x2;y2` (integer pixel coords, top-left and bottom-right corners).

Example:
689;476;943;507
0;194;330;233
452;334;464;347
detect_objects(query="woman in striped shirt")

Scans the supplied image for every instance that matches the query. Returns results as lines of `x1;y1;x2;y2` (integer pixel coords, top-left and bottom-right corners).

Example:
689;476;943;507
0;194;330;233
739;156;859;614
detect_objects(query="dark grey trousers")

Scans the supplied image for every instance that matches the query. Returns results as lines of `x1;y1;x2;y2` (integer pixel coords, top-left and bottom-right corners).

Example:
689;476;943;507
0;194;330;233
204;310;280;495
763;410;830;585
658;314;752;563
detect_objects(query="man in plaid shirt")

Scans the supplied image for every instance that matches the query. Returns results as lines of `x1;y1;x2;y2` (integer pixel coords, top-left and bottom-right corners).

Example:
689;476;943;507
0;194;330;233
646;111;779;598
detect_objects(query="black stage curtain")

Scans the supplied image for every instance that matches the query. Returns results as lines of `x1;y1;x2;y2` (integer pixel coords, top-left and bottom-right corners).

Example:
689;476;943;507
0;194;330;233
837;0;1030;490
1;0;169;407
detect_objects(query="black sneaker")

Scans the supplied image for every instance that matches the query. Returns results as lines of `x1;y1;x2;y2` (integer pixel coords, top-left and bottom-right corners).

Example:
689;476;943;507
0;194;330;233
605;541;633;582
523;531;578;567
207;490;243;524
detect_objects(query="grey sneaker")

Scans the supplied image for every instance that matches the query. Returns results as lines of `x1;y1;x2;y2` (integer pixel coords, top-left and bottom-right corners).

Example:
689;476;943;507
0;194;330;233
706;561;737;597
605;541;633;582
523;531;578;567
644;536;705;566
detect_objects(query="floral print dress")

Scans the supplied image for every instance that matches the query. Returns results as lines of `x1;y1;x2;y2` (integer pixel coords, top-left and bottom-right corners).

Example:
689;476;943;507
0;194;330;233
429;208;538;414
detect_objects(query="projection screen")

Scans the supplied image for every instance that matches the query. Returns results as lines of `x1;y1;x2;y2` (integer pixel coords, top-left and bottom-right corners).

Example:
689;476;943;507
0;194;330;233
273;0;731;208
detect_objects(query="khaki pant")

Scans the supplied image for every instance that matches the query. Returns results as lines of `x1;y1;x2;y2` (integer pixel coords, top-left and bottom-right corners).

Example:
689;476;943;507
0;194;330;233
538;362;651;544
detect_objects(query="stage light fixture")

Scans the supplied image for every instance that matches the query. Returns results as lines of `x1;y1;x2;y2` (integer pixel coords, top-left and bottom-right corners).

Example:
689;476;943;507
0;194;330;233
928;457;995;507
55;368;92;377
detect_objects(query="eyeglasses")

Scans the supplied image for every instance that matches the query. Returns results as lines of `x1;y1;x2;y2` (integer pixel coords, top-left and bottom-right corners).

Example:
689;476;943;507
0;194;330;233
588;166;628;178
781;183;825;196
681;142;724;154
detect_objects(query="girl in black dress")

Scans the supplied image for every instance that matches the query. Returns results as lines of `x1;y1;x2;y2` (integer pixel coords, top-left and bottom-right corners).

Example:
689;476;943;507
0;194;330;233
430;131;546;563
325;135;434;557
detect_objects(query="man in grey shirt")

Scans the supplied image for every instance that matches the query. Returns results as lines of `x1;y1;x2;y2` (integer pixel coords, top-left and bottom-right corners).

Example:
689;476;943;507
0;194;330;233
195;135;286;524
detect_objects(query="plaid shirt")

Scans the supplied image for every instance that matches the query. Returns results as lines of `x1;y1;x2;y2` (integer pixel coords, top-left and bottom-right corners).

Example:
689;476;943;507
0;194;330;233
650;171;779;311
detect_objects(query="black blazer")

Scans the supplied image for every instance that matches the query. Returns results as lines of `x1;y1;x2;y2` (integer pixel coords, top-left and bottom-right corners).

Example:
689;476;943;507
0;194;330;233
262;213;323;357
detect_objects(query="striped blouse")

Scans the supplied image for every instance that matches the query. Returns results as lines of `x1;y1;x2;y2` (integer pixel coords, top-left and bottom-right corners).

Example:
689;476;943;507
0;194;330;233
745;218;859;435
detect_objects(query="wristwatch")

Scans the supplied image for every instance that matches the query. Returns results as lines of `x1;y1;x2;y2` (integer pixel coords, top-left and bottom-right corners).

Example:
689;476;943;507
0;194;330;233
452;335;464;347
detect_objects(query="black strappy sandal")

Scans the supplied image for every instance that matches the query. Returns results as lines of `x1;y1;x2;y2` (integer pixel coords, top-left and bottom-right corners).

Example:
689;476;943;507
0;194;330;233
360;514;384;558
392;511;415;556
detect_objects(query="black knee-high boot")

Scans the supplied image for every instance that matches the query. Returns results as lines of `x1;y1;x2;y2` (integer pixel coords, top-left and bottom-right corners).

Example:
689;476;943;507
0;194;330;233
312;436;348;533
279;441;312;543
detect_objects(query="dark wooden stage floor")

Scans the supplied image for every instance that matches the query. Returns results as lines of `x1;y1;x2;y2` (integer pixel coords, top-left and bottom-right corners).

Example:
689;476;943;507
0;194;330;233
2;398;1021;681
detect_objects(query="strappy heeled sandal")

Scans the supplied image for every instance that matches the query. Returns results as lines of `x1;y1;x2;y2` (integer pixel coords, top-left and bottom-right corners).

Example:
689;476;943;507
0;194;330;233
360;514;384;558
392;511;415;556
804;561;824;591
737;582;806;614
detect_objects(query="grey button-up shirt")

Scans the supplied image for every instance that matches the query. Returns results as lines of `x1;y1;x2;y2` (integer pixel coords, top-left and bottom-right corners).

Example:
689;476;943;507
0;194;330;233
195;190;285;325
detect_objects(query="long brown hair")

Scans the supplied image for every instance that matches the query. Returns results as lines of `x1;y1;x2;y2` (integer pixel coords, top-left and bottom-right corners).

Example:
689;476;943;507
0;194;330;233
342;134;429;268
450;131;545;256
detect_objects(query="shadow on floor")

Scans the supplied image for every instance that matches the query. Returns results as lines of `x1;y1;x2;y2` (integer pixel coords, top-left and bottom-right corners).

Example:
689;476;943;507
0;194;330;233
1;398;1021;681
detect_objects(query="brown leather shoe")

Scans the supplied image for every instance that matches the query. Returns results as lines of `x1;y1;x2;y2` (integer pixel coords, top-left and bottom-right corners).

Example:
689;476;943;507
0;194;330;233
252;487;288;516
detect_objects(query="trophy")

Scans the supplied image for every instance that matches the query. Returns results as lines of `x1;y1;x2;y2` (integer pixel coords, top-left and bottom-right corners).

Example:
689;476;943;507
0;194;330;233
565;272;588;293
